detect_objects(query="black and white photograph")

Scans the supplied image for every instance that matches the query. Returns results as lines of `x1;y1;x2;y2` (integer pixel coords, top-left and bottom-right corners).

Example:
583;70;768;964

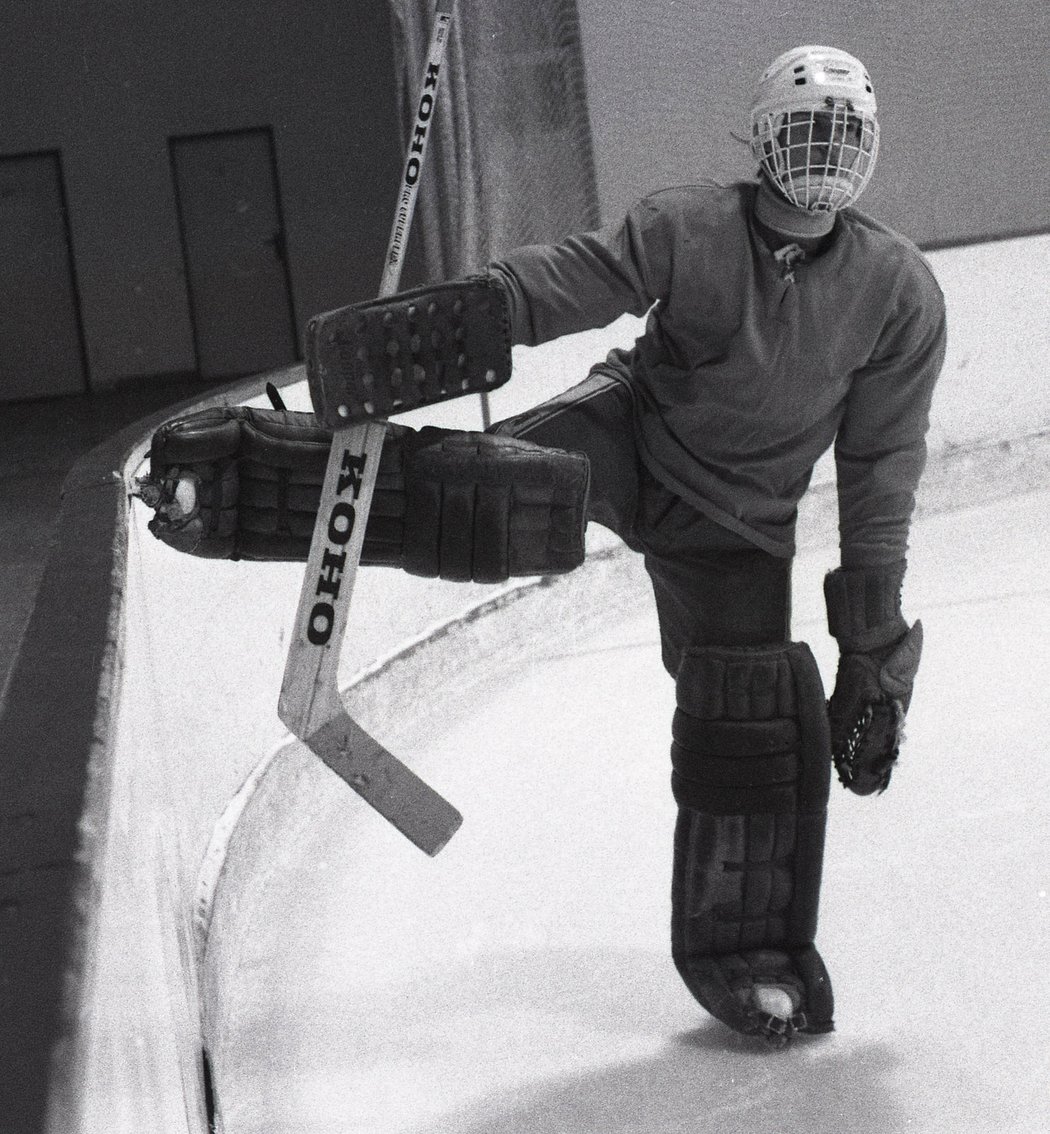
1;2;1048;1131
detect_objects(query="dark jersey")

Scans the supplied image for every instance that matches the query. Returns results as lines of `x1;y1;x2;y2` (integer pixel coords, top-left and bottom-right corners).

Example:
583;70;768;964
487;180;947;567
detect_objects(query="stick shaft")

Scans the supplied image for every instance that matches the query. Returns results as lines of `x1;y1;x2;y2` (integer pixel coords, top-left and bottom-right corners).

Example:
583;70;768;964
379;0;455;298
278;1;461;854
278;420;385;736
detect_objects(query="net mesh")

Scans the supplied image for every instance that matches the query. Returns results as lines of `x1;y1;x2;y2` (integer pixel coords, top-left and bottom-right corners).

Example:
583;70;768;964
389;0;601;281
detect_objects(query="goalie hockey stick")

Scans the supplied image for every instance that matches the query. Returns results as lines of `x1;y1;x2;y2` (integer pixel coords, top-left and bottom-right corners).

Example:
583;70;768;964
278;0;462;855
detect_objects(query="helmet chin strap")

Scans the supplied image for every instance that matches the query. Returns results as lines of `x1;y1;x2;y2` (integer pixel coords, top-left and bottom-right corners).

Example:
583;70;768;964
753;176;836;241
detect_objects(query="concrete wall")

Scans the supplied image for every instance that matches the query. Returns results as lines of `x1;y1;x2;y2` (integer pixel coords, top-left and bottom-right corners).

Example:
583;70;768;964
0;1;406;394
577;0;1050;247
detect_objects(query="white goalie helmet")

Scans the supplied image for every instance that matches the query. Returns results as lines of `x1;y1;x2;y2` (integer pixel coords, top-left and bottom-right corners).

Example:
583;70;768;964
750;45;879;212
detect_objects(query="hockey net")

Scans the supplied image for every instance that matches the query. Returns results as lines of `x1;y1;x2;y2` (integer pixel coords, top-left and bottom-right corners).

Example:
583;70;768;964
388;0;601;279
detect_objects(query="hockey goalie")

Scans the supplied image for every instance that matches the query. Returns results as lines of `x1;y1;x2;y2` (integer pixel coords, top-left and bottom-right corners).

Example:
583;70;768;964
142;45;943;1043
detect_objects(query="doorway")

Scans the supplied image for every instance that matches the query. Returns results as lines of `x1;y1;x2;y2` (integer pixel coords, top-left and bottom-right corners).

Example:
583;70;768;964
170;128;298;380
0;151;88;401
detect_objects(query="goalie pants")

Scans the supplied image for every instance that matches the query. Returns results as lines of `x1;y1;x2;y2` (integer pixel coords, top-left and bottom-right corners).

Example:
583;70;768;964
493;371;833;1038
491;369;793;672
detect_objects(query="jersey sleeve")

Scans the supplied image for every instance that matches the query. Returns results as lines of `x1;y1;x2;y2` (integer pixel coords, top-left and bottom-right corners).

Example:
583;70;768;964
485;193;678;346
835;262;947;569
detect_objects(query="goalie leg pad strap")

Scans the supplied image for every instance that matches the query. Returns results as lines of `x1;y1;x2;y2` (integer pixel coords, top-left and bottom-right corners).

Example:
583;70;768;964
143;408;588;580
670;642;834;1038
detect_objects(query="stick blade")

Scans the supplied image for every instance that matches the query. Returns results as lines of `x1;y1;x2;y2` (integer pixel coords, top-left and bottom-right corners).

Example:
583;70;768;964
305;710;462;856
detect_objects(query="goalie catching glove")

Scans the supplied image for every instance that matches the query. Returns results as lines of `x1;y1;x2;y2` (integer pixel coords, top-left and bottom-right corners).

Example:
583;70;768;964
824;563;923;795
137;406;589;583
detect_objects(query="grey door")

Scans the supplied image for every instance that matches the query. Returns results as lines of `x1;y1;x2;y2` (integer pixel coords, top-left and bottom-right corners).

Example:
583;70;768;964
0;152;87;401
171;129;297;379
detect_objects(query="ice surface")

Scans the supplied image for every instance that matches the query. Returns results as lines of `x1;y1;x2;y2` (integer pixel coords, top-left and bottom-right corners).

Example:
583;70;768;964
105;235;1049;1133
202;482;1050;1133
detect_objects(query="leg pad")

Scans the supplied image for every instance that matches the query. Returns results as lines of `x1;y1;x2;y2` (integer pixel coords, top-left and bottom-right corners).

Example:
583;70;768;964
670;642;834;1039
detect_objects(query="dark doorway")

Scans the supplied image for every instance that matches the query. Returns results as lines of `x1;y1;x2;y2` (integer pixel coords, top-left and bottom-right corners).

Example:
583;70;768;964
0;152;88;401
170;128;298;380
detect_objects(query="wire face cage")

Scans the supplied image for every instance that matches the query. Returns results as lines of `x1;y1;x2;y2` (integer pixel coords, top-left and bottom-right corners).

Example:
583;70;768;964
752;99;880;212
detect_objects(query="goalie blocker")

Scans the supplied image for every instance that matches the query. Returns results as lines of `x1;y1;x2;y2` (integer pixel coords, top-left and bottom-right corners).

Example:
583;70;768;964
306;275;512;427
140;406;589;583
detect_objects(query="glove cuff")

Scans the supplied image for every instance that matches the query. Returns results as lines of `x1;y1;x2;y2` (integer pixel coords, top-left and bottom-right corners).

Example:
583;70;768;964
824;562;909;653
